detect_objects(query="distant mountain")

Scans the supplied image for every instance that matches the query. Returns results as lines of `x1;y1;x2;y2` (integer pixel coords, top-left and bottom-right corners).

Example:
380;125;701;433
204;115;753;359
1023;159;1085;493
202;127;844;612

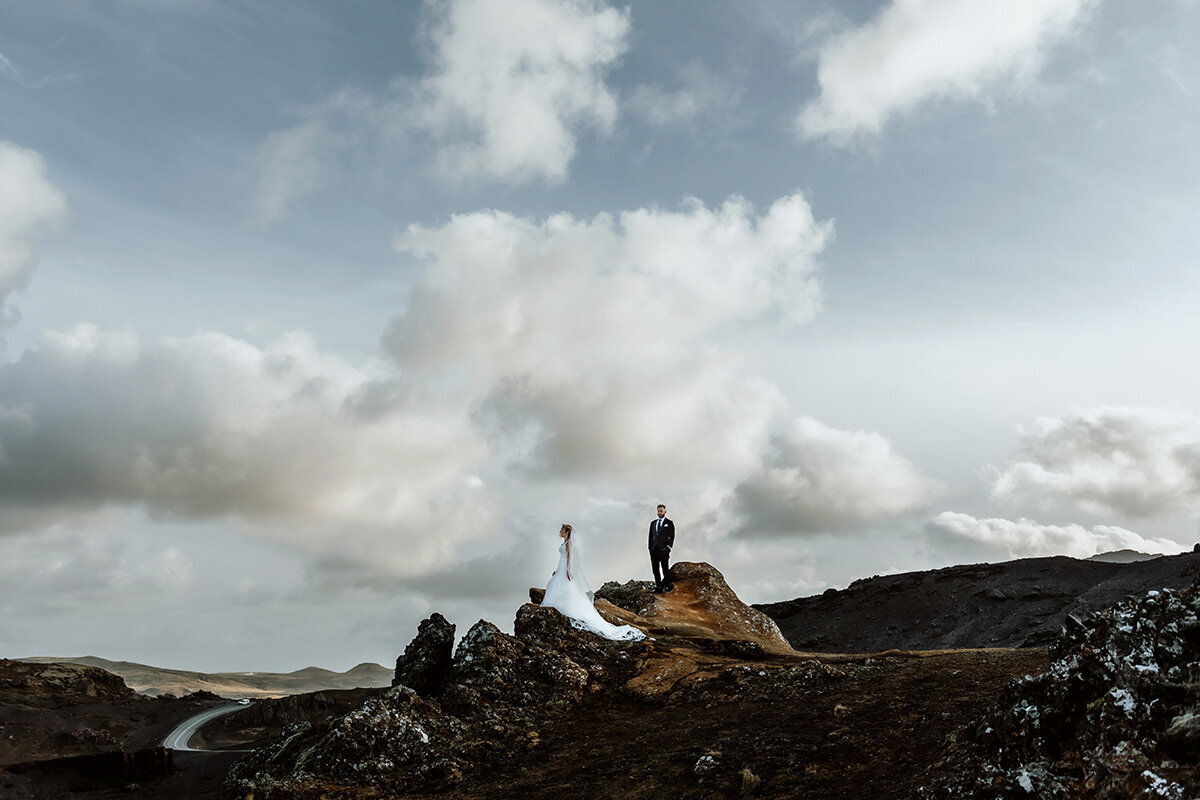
755;551;1200;652
17;656;391;698
1086;548;1161;563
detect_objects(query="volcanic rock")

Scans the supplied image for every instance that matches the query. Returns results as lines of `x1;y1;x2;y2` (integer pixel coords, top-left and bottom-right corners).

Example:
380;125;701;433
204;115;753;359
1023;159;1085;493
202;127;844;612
439;619;589;715
514;602;651;687
392;612;455;695
925;584;1200;798
595;578;657;615
226;613;651;798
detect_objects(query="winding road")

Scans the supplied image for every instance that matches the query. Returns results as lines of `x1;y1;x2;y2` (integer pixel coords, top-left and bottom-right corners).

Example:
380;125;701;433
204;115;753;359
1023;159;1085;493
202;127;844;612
162;702;252;752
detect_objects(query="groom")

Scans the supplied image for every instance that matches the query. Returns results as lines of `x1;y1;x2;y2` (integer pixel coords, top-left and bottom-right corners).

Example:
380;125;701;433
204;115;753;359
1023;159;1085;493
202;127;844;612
648;503;675;593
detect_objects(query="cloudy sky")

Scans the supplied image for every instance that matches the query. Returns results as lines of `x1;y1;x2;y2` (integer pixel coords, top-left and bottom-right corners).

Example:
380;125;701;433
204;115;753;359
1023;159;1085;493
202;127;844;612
2;0;1200;672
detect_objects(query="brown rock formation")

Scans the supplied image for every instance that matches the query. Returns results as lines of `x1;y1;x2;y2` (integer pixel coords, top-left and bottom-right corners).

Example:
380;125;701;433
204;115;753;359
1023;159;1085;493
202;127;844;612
596;561;795;655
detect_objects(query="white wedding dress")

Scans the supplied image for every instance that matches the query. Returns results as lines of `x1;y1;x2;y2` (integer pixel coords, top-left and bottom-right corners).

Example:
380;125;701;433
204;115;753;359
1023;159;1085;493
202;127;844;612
543;536;646;642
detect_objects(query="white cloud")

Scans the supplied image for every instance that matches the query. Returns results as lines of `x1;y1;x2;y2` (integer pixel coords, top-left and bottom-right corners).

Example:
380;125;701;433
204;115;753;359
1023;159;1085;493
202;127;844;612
384;192;831;479
732;416;943;535
417;0;629;182
0;324;494;575
797;0;1097;142
0;141;67;328
927;511;1184;559
991;406;1200;518
252;0;629;219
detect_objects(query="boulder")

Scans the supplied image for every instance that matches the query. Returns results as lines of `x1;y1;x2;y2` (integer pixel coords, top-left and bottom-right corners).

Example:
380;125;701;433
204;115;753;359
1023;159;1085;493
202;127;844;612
393;612;455;696
619;562;795;655
440;620;589;716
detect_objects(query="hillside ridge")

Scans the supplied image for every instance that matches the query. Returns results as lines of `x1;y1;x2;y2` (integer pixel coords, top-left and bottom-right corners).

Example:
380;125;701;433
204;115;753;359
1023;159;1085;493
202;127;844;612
756;550;1200;652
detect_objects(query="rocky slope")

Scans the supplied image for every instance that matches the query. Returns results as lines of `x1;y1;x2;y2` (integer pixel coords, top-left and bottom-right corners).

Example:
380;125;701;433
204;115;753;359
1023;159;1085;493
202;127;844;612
19;656;391;698
0;660;182;765
757;551;1200;652
223;562;1050;799
926;583;1200;798
194;688;386;751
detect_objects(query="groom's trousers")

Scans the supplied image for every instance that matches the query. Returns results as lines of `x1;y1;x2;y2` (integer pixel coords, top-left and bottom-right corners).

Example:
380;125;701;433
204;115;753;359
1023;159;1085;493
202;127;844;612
650;547;671;590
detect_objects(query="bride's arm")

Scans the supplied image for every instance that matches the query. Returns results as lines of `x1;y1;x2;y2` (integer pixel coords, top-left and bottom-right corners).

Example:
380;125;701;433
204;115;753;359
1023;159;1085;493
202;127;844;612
565;540;573;581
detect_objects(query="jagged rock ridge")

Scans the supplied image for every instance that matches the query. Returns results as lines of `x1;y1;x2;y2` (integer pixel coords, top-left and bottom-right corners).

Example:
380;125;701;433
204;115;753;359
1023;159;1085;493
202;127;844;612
225;605;651;798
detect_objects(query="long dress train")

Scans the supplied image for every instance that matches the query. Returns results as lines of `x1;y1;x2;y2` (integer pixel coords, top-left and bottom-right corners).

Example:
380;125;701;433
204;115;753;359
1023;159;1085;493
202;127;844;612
542;539;645;642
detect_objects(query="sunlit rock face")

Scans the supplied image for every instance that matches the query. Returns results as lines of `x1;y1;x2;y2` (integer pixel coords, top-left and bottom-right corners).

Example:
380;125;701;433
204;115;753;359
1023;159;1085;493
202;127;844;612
595;561;795;656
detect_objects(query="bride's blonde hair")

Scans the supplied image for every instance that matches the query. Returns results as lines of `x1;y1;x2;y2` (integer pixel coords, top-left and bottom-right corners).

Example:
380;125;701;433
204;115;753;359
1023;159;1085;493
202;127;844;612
560;524;573;538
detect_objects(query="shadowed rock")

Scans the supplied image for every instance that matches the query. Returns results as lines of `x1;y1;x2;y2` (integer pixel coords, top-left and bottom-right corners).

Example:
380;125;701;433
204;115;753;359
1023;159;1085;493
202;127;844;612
228;619;612;798
393;613;455;696
758;551;1200;652
7;747;174;790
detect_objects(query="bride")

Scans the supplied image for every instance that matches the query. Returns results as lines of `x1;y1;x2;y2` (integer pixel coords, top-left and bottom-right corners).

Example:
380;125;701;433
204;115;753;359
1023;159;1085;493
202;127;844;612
542;524;646;642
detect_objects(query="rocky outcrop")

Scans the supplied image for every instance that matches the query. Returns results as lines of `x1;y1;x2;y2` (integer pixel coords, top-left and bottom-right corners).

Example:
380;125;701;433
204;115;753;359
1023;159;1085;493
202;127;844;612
597;562;794;656
926;585;1200;799
0;660;135;701
392;612;455;695
595;578;657;615
226;613;648;798
222;689;382;729
514;603;651;687
439;619;590;716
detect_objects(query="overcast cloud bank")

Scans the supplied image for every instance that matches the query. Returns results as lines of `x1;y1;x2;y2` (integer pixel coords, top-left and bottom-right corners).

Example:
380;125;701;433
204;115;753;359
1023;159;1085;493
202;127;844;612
733;416;943;536
928;511;1185;559
0;323;494;575
385;193;830;481
992;407;1200;518
0;187;948;582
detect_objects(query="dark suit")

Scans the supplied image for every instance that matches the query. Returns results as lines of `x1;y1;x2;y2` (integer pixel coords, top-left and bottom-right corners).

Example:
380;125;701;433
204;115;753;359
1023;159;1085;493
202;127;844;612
648;517;675;591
